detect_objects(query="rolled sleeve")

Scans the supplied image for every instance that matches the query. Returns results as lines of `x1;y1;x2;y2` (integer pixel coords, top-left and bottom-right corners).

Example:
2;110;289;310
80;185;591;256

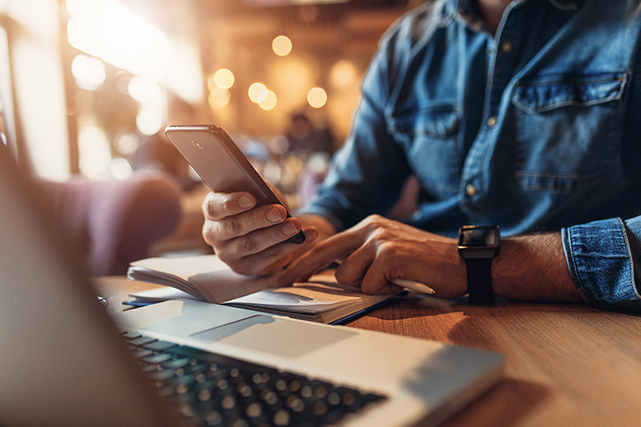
562;217;641;311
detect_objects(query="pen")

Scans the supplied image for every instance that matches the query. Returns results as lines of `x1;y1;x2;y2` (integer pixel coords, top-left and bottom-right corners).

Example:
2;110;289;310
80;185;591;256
390;278;435;295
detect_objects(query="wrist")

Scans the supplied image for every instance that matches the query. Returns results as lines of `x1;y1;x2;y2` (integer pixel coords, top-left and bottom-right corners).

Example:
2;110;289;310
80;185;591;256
493;234;582;302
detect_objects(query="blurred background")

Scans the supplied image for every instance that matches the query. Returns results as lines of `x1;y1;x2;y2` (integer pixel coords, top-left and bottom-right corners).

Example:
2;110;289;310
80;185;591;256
0;0;419;257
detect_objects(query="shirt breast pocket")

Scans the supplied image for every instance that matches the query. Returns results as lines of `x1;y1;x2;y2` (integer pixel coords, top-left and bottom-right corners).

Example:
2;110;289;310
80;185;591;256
386;105;461;197
511;73;626;192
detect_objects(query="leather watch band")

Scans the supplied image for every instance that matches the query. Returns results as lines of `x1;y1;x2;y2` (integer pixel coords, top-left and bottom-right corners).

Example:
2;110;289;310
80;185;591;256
463;258;495;304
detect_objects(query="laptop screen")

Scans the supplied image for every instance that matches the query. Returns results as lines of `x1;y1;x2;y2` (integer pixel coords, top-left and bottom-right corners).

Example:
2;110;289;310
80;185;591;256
0;147;173;426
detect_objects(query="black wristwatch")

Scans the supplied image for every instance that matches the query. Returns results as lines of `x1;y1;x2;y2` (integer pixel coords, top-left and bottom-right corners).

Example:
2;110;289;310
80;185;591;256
457;225;501;305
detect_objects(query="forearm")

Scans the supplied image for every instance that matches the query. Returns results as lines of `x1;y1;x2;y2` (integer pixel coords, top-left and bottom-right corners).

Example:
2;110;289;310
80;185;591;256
493;233;583;303
296;217;584;302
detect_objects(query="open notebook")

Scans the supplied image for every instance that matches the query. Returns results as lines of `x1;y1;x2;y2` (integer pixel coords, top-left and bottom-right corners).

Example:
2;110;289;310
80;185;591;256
127;255;398;324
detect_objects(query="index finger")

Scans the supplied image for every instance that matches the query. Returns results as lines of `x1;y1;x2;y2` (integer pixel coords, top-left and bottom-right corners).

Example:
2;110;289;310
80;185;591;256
278;229;364;286
202;191;257;221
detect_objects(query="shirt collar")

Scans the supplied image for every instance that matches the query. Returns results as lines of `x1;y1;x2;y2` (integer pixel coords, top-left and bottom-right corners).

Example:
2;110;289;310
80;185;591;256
449;0;583;21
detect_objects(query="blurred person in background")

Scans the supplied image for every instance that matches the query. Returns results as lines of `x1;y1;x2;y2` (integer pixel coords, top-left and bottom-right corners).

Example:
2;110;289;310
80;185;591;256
200;0;641;312
132;98;200;192
285;111;335;157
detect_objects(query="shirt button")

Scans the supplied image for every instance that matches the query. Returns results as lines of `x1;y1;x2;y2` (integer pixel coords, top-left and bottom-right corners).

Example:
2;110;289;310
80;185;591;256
465;184;478;196
487;116;498;127
501;41;513;53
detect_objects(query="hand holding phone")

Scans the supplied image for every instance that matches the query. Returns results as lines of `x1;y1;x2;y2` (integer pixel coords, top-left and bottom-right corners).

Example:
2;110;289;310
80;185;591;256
165;125;312;275
165;125;305;243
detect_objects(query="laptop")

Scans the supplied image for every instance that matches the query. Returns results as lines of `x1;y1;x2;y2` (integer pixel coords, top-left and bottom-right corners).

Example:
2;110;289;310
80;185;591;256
0;145;504;427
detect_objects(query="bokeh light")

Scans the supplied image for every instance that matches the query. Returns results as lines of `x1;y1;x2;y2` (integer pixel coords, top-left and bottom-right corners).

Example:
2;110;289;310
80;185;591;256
79;125;112;179
284;155;304;176
71;54;106;91
272;35;293;57
263;160;282;186
259;90;278;111
114;133;139;156
136;107;163;135
66;1;169;79
329;59;357;88
269;135;289;155
248;82;268;103
307;87;328;109
209;87;231;107
213;68;235;90
66;0;202;103
267;57;313;113
128;77;164;104
110;157;133;180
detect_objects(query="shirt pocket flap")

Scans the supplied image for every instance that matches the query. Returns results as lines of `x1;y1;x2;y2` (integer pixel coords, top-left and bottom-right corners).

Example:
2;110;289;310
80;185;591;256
512;73;627;114
387;106;460;139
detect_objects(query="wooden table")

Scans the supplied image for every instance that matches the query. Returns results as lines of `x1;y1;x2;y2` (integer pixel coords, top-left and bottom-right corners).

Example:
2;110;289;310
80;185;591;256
95;277;641;427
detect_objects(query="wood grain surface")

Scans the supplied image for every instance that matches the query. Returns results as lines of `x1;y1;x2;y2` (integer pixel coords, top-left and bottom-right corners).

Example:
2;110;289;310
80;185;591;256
348;296;641;427
95;278;641;427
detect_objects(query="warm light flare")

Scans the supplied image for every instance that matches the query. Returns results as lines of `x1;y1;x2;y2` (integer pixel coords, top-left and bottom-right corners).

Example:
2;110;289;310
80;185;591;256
259;90;277;111
79;126;111;180
67;3;170;81
65;0;203;103
71;55;106;91
307;87;328;109
272;35;293;57
209;87;231;107
136;107;163;136
213;68;235;90
248;82;268;103
329;60;358;88
127;77;164;104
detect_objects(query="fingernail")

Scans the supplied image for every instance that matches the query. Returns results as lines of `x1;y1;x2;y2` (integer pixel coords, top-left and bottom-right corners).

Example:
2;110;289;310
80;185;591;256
267;206;284;223
282;222;298;235
239;194;254;208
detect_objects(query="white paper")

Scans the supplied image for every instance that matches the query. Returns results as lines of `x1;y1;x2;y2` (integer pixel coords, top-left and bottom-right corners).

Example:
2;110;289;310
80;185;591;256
224;281;364;313
128;255;275;303
127;255;397;323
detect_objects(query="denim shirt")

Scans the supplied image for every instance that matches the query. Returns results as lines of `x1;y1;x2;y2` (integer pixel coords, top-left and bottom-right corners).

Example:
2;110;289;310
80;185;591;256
298;0;641;311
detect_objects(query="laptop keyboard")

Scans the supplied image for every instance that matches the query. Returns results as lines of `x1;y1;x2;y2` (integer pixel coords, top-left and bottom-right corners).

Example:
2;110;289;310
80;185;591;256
123;331;387;426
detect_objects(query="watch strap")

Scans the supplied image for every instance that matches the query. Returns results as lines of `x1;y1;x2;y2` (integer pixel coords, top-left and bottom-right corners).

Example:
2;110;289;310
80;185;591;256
463;258;495;304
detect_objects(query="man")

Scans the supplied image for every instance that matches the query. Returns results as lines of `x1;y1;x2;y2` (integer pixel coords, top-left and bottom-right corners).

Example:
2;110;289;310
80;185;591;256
202;0;641;311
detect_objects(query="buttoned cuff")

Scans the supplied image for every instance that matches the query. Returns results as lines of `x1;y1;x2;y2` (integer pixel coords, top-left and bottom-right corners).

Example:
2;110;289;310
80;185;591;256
562;218;641;310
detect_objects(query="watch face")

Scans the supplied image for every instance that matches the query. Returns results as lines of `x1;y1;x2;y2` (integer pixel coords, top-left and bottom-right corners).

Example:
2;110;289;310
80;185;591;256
457;225;500;248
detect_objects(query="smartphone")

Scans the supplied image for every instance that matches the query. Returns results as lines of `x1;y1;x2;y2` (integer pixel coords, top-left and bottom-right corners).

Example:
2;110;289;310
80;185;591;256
165;124;305;244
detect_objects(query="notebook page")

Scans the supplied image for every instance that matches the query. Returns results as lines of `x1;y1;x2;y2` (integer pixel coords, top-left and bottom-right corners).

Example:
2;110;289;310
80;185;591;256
190;269;276;303
129;255;230;278
223;280;366;314
128;255;276;303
